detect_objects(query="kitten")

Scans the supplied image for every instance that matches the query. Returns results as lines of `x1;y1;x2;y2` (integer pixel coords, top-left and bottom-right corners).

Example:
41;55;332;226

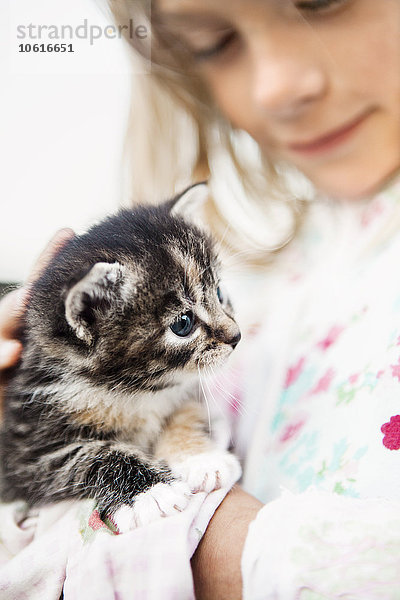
0;184;241;529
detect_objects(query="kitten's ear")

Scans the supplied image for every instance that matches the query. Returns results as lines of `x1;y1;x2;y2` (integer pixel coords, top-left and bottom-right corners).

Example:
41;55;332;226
65;262;130;344
169;182;209;219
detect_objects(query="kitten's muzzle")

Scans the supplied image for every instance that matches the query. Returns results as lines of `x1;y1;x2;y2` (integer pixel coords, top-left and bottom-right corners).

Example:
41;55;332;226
229;331;241;350
217;328;241;350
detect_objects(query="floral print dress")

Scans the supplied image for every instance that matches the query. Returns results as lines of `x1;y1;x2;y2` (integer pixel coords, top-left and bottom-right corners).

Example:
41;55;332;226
223;175;400;598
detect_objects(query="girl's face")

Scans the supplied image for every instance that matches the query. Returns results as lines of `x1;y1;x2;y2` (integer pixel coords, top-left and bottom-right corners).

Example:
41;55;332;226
156;0;400;199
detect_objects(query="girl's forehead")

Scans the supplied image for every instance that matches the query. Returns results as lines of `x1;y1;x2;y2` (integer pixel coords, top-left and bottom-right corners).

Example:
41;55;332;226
155;0;269;16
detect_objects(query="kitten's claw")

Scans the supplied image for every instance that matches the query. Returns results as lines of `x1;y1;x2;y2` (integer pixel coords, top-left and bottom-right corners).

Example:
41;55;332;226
113;480;192;531
171;450;242;493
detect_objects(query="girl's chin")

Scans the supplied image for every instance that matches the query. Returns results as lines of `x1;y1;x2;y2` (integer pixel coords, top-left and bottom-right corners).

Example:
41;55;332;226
301;163;400;201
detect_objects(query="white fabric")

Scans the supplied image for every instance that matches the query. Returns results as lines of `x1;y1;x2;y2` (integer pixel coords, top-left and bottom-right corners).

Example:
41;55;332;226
242;489;400;600
0;490;229;600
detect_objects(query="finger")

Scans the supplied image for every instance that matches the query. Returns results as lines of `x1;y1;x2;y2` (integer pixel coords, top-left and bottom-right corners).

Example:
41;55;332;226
0;227;75;341
0;287;28;340
0;340;23;370
26;227;75;287
0;228;75;417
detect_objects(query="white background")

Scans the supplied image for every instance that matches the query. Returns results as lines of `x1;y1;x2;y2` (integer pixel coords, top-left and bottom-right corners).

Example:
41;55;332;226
0;0;137;281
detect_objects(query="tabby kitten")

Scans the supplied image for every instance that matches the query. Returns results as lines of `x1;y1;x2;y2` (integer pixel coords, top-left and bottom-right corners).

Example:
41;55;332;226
0;184;241;529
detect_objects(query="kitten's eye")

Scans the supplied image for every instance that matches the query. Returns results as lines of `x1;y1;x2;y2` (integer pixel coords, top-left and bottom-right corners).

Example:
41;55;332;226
217;286;224;304
170;311;194;337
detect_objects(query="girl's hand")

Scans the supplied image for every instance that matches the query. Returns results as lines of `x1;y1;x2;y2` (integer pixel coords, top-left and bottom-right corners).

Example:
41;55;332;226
0;288;26;370
0;228;75;411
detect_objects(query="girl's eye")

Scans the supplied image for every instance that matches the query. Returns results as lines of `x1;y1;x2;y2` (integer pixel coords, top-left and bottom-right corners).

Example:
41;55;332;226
294;0;347;12
170;311;195;337
191;30;238;61
217;286;224;304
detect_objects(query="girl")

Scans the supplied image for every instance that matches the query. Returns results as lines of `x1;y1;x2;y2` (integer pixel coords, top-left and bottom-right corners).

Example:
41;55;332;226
1;0;400;598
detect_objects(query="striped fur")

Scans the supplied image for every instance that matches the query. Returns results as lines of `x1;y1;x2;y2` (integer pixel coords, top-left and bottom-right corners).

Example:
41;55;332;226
1;188;240;517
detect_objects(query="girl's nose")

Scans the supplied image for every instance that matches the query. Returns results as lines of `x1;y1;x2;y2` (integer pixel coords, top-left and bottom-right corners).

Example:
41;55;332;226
249;33;328;120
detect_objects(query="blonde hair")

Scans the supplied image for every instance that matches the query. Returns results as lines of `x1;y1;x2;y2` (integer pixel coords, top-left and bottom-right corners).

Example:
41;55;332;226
108;0;310;264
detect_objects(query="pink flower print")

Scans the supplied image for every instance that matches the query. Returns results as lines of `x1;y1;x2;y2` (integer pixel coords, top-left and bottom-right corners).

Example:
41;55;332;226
390;358;400;382
88;509;107;531
310;368;335;395
348;373;359;385
361;199;384;228
381;415;400;450
376;370;385;379
316;325;344;352
247;323;261;337
289;272;303;284
284;357;305;388
280;419;305;443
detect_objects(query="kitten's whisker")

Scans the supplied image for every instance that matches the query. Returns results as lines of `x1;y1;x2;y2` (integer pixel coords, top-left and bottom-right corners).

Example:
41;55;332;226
183;253;188;290
215;223;233;255
202;366;235;448
197;366;212;437
197;258;216;281
222;250;268;273
209;365;250;418
214;386;247;418
224;246;267;263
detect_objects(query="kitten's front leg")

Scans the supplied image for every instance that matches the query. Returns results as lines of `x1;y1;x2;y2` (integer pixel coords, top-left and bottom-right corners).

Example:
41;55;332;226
27;439;189;521
154;402;242;493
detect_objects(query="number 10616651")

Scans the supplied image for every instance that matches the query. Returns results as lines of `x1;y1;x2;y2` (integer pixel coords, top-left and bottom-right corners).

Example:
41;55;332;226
18;44;74;53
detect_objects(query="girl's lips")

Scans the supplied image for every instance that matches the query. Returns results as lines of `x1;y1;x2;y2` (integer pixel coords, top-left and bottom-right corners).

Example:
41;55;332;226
287;110;373;156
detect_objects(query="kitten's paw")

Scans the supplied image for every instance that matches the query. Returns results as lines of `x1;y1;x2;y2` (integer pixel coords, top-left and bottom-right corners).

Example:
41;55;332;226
113;480;192;531
171;450;242;493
